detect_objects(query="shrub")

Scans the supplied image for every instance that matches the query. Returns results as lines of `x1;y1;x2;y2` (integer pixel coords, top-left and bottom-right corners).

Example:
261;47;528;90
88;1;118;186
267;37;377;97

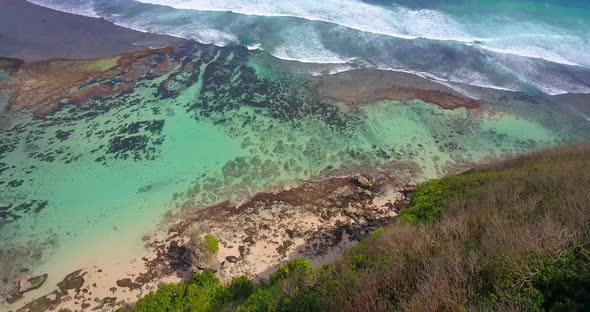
228;275;254;300
270;258;313;282
133;283;188;312
204;234;220;254
399;172;500;224
191;270;220;288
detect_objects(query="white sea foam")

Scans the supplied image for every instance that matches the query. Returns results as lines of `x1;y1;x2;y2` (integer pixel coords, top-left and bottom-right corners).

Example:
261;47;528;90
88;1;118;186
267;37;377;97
480;46;581;67
375;65;520;94
130;1;589;68
246;43;263;51
28;0;588;68
27;0;100;18
110;14;240;47
24;0;590;95
134;0;483;43
269;25;352;65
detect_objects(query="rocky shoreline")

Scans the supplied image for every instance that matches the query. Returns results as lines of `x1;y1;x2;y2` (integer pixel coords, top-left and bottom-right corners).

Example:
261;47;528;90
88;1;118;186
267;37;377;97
1;47;176;116
5;171;415;312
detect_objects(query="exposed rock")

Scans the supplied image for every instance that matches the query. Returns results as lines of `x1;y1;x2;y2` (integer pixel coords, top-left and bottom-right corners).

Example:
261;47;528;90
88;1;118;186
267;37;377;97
225;256;239;263
242;235;256;244
123;168;416;296
57;270;85;294
195;256;221;272
135;271;156;284
352;175;374;189
184;233;222;272
92;297;117;310
277;240;295;257
116;278;141;290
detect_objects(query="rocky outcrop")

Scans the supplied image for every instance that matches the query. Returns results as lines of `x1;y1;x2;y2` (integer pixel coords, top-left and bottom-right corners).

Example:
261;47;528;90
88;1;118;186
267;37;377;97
145;169;416;283
183;233;221;272
56;270;85;294
115;278;141;290
352;175;375;190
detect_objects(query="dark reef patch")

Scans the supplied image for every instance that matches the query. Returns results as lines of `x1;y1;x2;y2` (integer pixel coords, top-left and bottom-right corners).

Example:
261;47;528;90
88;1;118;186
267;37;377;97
0;200;49;223
54;129;73;141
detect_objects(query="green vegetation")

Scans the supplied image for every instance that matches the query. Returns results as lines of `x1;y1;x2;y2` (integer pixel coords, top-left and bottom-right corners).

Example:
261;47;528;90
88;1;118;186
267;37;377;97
204;234;220;254
399;171;501;224
126;144;590;311
126;271;252;312
48;56;121;73
188;231;219;257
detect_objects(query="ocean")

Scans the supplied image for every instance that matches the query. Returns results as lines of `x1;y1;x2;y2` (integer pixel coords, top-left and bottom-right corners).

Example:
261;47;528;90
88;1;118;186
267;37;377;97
27;0;590;94
1;0;589;309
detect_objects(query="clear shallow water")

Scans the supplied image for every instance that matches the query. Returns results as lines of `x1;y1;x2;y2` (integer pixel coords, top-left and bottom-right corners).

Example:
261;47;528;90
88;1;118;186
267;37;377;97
1;2;590;307
27;0;590;94
0;42;587;301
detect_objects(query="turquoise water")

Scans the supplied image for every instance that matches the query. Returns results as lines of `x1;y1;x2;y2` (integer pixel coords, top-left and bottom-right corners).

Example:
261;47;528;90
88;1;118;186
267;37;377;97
1;43;587;298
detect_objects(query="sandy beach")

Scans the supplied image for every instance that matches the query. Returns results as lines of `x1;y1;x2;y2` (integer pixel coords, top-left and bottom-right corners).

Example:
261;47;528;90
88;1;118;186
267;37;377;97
6;170;415;311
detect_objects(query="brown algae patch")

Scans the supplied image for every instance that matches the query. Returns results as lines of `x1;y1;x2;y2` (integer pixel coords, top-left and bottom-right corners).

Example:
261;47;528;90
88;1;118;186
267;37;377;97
316;68;482;110
1;47;176;116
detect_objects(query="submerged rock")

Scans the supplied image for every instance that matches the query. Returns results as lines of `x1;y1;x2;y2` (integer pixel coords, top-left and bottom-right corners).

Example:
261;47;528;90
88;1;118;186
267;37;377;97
20;274;48;293
5;273;49;304
6;292;23;304
16;291;60;312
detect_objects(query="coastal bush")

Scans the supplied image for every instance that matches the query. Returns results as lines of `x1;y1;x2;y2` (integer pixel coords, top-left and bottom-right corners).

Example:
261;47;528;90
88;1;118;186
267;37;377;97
189;231;219;255
399;171;500;224
132;283;188;311
128;144;590;312
204;234;220;254
191;270;220;288
269;258;312;282
227;275;254;300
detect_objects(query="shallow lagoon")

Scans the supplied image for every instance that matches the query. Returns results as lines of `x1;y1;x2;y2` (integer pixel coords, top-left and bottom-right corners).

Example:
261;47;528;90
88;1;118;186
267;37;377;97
0;43;587;301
